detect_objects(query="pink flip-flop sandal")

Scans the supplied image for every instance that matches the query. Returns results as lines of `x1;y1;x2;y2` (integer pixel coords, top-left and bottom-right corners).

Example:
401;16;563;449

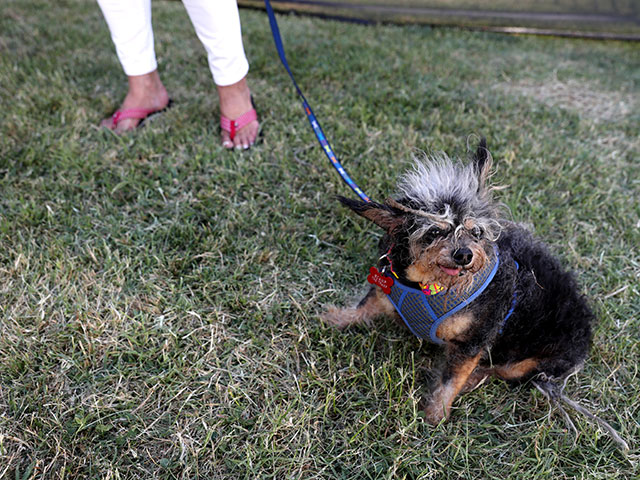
106;99;173;130
220;98;259;148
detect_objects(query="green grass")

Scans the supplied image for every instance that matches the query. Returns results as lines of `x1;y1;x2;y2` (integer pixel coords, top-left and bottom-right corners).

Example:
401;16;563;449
1;0;639;478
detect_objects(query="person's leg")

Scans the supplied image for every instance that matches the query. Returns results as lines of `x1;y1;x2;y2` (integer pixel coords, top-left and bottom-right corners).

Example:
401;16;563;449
182;0;259;149
97;0;170;132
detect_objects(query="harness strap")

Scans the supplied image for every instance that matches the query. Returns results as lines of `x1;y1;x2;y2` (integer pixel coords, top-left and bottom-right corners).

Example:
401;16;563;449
382;247;518;344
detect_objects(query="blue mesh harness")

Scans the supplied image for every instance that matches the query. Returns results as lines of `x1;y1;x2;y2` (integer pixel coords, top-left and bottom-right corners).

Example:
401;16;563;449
382;246;517;345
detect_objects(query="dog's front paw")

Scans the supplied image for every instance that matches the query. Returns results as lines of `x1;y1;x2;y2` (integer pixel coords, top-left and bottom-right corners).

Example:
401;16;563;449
321;306;362;329
422;383;451;425
423;400;447;426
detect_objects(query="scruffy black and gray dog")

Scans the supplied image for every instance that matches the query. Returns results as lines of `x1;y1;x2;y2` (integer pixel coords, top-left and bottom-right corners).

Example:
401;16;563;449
323;139;626;448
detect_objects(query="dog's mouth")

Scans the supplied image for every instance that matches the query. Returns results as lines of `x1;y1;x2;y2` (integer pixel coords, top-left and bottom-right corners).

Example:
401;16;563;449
439;265;463;276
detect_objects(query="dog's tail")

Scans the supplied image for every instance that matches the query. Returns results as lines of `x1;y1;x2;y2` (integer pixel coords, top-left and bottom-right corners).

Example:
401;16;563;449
532;371;629;453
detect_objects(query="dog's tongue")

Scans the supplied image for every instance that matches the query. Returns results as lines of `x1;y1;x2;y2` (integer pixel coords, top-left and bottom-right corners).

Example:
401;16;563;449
440;266;462;276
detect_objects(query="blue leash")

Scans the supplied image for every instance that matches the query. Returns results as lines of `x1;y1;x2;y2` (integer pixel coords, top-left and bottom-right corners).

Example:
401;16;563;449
263;0;371;203
263;2;520;337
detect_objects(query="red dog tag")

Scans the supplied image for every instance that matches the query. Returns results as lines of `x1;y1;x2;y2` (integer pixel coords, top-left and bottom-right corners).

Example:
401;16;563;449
367;266;394;294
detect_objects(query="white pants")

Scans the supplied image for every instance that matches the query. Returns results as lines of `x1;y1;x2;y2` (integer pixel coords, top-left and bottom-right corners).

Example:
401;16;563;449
96;0;249;86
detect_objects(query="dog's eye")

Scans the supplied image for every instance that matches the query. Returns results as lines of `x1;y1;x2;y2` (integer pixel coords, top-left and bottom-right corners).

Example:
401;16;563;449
470;226;483;239
428;226;447;237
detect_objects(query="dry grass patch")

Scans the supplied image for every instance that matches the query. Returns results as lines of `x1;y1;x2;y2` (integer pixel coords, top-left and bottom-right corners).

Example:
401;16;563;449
499;76;635;122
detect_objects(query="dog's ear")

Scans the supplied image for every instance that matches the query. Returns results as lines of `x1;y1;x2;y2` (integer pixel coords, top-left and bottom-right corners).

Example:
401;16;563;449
338;196;403;232
472;137;492;190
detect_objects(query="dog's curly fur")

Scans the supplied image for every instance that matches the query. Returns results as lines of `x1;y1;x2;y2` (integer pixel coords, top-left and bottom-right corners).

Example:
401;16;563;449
323;139;593;425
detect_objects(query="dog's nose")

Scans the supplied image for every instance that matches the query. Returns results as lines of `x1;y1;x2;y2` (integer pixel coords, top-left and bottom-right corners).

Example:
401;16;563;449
452;247;473;266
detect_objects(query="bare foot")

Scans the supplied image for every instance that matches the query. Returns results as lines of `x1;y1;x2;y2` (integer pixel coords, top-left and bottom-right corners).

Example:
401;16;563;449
101;70;170;133
217;77;259;149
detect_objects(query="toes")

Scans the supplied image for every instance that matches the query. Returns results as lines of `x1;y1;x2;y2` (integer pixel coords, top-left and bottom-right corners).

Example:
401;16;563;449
221;130;234;149
101;116;140;133
114;118;140;133
100;117;115;130
232;133;249;150
231;120;259;150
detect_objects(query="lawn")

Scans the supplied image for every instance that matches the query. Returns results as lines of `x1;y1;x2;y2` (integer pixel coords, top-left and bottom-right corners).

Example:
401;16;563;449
1;0;639;478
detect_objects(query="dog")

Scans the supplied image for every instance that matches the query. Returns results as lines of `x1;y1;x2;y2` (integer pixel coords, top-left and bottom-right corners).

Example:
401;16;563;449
322;138;595;427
